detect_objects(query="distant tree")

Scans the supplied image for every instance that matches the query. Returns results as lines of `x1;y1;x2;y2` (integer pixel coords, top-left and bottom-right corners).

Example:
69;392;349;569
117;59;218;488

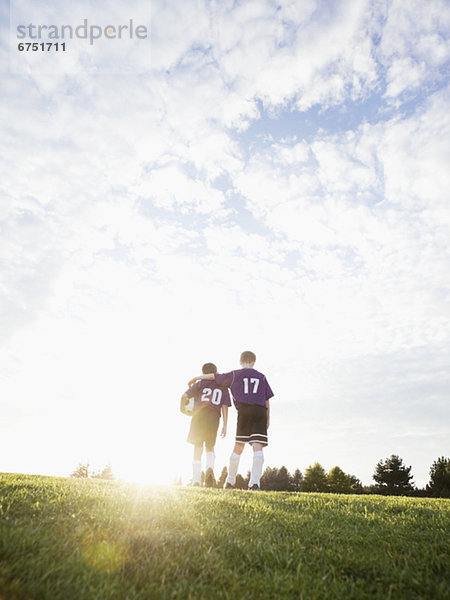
71;463;90;478
261;466;291;491
92;464;115;480
290;468;303;492
327;466;353;494
261;467;291;491
302;463;328;492
426;457;450;498
217;467;228;489
410;487;428;498
260;467;277;490
373;455;414;495
274;466;291;491
349;475;364;494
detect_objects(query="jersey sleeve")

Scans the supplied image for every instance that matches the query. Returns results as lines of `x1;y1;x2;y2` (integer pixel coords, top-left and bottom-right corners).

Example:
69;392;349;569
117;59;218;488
185;382;199;398
214;371;234;388
264;377;274;401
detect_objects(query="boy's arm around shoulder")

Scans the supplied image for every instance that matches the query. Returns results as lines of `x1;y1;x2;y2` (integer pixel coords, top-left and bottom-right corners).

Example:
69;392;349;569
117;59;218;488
187;373;215;387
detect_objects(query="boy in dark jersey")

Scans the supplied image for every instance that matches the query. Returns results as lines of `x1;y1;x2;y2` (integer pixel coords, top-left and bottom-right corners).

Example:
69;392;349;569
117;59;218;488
188;351;273;490
181;362;231;487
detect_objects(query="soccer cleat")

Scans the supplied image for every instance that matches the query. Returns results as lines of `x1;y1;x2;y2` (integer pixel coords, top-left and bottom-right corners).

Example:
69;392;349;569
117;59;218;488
224;482;235;489
205;468;216;488
248;484;261;491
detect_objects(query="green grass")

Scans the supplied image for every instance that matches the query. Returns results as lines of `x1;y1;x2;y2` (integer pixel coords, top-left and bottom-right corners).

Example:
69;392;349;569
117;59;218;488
0;474;449;599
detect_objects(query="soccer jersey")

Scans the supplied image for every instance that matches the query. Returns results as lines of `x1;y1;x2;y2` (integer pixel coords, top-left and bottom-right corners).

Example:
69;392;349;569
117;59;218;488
185;380;231;413
214;368;274;408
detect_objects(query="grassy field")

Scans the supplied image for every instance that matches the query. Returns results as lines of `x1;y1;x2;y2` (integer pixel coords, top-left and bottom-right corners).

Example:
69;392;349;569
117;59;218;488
0;474;449;599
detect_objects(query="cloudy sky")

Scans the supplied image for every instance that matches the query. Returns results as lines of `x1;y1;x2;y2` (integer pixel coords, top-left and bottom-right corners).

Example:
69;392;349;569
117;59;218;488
1;0;449;487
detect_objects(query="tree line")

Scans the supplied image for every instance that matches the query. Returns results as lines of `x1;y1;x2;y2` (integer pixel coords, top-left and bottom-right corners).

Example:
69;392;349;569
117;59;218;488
213;455;450;497
71;456;450;498
70;463;115;480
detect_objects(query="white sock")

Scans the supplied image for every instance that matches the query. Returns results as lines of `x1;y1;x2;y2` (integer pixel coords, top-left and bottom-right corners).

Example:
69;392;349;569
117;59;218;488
249;450;264;487
206;451;215;472
192;460;201;484
226;452;241;485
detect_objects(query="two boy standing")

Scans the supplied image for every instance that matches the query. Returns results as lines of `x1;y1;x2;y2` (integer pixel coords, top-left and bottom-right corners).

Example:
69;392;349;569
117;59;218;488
181;351;274;490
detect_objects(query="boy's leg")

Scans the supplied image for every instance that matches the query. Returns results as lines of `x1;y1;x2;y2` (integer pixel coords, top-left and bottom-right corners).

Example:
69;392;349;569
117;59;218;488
205;443;215;472
203;410;221;487
205;443;216;487
226;442;244;486
192;444;203;485
226;404;249;487
249;442;264;488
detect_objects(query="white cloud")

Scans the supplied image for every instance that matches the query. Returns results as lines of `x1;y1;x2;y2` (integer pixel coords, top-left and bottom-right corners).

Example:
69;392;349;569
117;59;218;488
271;140;310;165
380;89;450;211
379;0;449;62
136;165;226;213
212;0;379;111
312;137;378;195
379;0;449;99
384;57;426;98
231;86;450;366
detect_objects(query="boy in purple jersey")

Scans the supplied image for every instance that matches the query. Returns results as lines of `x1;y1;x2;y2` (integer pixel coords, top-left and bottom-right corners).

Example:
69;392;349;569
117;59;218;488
188;351;273;491
181;362;231;487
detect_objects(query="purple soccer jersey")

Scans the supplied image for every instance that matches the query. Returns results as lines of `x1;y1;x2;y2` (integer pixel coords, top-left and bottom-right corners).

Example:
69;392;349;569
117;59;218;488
214;368;274;408
185;380;231;412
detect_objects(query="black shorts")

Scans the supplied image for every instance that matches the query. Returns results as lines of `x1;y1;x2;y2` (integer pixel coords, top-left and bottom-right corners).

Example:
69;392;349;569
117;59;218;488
236;403;268;446
187;407;220;448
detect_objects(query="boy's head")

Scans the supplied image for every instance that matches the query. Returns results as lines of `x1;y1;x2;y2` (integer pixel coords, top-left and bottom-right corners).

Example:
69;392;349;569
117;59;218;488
202;362;217;374
240;350;256;366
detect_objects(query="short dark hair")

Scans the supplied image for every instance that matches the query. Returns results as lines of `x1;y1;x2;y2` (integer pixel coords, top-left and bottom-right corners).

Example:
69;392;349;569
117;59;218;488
240;351;256;364
202;362;217;374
